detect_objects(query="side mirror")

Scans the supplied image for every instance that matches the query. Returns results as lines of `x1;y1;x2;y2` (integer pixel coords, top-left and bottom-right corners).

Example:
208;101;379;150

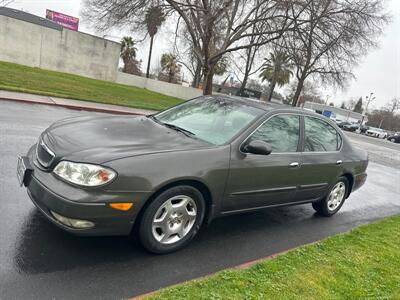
242;140;272;155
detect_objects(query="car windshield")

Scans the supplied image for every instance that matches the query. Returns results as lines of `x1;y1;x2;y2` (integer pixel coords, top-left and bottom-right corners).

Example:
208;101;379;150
154;96;265;145
369;127;382;132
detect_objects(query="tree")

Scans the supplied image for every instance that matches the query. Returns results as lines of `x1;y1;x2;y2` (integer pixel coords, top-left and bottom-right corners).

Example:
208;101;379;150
347;98;357;111
285;80;323;106
283;0;388;106
386;98;400;113
120;37;141;75
160;53;181;83
259;51;292;101
82;0;298;95
230;11;266;97
144;6;165;78
353;97;363;113
367;109;400;131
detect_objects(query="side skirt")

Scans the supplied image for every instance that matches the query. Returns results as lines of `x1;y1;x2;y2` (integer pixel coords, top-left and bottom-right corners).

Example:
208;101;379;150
220;197;321;216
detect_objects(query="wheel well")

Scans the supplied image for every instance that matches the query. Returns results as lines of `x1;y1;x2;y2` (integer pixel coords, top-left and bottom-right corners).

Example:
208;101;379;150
342;173;354;198
132;180;213;233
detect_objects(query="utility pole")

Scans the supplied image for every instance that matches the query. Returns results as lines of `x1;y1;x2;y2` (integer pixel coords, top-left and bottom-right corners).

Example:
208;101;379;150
324;94;330;105
360;92;375;126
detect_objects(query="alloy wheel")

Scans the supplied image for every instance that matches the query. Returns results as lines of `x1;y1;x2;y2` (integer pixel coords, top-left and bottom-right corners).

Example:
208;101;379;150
327;182;346;211
151;195;197;244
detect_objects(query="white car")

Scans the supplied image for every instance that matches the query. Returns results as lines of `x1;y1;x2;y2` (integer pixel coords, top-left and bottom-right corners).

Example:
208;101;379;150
366;127;387;139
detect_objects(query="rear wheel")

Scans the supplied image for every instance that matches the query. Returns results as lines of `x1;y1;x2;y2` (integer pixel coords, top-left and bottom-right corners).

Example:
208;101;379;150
139;185;205;254
312;177;348;217
390;138;396;143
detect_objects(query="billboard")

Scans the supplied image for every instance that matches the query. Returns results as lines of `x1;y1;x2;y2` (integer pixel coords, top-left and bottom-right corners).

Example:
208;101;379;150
46;9;79;31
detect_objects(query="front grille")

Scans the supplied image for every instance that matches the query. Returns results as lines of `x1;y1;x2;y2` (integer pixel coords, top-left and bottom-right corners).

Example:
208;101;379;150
36;138;55;168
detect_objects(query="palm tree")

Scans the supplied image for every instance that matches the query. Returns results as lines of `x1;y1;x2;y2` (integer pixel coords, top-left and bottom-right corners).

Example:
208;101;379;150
120;37;138;73
259;51;293;102
144;6;165;78
161;53;180;83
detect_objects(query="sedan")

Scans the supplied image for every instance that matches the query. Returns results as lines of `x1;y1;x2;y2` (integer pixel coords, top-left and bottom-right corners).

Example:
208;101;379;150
18;96;369;253
366;127;387;139
342;124;359;132
337;121;351;129
387;133;400;143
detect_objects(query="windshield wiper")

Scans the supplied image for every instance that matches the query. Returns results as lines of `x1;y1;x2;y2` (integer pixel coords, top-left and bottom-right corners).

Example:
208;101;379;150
147;115;196;138
147;114;161;124
162;123;196;137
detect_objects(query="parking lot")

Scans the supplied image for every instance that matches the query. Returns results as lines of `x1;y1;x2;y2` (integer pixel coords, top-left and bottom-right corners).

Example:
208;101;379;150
344;131;400;168
1;101;399;299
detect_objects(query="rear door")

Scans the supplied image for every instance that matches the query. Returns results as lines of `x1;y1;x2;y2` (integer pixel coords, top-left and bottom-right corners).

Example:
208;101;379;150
296;116;344;201
222;113;302;212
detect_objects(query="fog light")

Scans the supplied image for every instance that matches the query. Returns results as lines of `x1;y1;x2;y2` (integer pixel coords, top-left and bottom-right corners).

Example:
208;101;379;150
51;211;94;229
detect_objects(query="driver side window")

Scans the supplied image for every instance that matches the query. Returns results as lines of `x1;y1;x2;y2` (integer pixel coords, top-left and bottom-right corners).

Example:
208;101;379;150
248;114;300;153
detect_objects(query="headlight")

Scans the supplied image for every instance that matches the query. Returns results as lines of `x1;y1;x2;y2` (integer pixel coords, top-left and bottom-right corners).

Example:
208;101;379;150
53;161;116;186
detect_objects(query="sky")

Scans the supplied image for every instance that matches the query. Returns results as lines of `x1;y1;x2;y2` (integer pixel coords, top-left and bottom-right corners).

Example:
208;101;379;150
5;0;400;109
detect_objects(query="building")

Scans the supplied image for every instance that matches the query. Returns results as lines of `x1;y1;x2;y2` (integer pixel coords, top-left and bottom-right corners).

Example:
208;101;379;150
0;7;120;81
303;102;367;124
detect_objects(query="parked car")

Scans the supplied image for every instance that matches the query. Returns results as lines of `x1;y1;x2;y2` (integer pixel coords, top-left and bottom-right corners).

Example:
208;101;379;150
387;132;400;143
366;127;387;139
17;96;369;253
337;121;351;129
342;124;359;132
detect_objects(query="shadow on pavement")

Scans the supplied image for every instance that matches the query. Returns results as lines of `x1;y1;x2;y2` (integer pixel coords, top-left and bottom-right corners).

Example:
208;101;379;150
13;205;322;275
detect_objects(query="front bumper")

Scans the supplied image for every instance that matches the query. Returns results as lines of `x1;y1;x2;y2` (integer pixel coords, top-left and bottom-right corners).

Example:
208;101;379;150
21;146;149;236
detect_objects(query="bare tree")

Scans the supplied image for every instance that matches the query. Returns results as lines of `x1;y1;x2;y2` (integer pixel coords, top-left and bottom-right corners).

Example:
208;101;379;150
282;0;388;106
285;80;323;106
386;98;400;113
82;0;300;95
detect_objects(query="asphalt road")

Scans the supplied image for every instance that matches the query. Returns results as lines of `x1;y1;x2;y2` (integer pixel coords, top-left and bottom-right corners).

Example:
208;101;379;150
1;101;399;299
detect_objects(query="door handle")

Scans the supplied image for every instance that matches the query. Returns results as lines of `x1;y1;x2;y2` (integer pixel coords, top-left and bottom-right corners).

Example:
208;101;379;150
336;160;343;165
289;162;300;168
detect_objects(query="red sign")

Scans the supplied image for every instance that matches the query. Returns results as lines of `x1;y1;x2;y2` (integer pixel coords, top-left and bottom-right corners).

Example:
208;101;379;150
46;9;79;31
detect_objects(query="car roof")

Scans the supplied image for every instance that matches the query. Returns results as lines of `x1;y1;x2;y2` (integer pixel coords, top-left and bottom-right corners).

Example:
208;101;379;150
209;95;320;116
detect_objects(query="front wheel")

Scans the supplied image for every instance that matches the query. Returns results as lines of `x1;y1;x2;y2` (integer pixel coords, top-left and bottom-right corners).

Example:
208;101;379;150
312;177;349;217
139;185;205;254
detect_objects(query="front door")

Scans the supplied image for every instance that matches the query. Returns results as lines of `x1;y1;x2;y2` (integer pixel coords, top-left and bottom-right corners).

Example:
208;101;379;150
222;114;302;213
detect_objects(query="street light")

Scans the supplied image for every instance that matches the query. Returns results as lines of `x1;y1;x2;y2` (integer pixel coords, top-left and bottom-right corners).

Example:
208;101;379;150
360;92;375;128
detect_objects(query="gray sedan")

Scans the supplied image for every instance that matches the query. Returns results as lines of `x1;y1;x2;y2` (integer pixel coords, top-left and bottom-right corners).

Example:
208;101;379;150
17;96;368;253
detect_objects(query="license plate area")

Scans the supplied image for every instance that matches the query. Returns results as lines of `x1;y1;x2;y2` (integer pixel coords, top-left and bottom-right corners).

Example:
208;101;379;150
17;156;32;186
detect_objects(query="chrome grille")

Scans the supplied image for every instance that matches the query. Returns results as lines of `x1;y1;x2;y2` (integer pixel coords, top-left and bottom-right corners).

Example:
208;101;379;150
36;138;55;168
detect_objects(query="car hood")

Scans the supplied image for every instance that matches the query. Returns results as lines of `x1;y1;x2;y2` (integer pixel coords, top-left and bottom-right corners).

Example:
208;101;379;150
41;115;210;164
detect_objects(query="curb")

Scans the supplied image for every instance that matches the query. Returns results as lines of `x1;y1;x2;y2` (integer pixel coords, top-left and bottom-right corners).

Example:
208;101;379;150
0;97;147;116
129;243;315;300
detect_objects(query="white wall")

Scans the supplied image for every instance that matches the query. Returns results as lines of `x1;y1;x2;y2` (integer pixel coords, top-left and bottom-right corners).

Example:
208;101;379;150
0;15;120;81
116;72;203;100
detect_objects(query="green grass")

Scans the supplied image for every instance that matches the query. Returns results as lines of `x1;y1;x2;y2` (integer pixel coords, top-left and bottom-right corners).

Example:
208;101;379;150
149;215;400;300
0;61;182;110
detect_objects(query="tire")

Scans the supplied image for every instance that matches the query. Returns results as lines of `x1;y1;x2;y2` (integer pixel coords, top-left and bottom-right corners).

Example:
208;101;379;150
139;185;205;254
390;138;395;143
312;177;349;217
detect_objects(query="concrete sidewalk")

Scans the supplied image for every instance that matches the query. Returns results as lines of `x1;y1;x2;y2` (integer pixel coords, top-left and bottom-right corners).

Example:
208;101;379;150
0;90;157;115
